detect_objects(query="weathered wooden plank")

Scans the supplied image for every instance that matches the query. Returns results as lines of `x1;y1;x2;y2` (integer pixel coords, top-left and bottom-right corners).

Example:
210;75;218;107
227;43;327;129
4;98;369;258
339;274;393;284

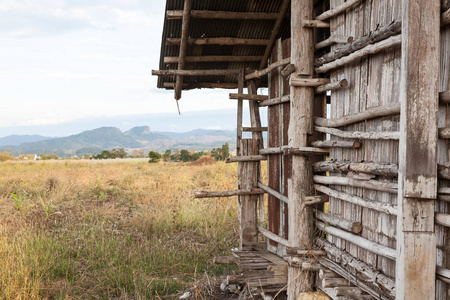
310;140;361;148
164;55;264;63
313;175;398;194
194;189;266;198
315;126;400;140
258;226;290;247
166;37;270;46
152;69;240;76
314;209;362;234
396;0;439;298
166;10;280;20
229;93;269;101
258;182;289;204
315;0;362;21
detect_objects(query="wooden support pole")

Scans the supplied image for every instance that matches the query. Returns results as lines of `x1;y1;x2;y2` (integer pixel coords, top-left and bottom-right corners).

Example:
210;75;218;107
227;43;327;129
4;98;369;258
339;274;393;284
313;160;398;177
247;80;265;150
314;184;398;215
246;57;291;81
237;69;244;156
316;35;402;74
242;127;268;132
194;189;266;198
303;20;330;28
315;126;400;140
317;221;396;260
164;55;264;63
226;155;267;163
258;226;290;247
166;10;280;20
260;146;287;155
315;103;400;127
315;79;348;94
288;0;315;297
166;37;270;46
174;0;192;100
284;147;330;155
238;139;259;249
258;182;289;204
229;93;269;101
313;175;398;194
315;36;353;51
153;69;240;76
290;77;331;87
258;0;292;70
310;140;361;148
315;0;362;21
315;20;402;66
396;0;439;298
314;209;362;234
259;95;291;107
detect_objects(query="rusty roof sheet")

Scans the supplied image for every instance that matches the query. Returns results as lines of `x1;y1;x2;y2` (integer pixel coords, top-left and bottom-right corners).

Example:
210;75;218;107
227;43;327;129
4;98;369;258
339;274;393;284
157;0;291;91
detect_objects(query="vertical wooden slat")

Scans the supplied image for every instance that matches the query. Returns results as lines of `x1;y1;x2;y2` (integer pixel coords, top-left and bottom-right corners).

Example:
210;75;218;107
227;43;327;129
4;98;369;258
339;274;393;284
396;0;440;298
247;80;265;149
174;0;192;100
238;139;259;249
236;69;244;156
287;0;315;298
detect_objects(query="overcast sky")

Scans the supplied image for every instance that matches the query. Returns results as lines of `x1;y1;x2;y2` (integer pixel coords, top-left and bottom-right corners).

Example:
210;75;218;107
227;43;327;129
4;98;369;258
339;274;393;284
0;0;251;136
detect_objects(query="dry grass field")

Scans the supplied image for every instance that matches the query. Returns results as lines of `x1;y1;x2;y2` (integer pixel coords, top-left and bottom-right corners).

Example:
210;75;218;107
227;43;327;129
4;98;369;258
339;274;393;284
0;159;246;299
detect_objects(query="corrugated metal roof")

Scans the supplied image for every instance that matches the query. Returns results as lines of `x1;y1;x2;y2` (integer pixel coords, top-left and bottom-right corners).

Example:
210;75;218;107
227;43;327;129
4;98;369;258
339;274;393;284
156;0;291;92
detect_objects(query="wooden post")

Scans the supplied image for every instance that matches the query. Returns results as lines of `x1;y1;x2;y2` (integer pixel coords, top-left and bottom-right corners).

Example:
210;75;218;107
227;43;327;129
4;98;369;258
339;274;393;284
238;139;259;249
396;0;440;299
237;69;244;156
174;0;192;100
287;0;315;298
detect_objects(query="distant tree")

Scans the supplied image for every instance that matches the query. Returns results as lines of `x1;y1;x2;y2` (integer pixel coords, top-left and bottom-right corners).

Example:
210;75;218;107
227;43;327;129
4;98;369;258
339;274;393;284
40;154;59;160
92;150;111;159
173;149;180;161
110;148;128;159
191;152;201;161
148;151;162;163
162;149;172;162
210;143;231;161
0;152;13;162
180;149;190;162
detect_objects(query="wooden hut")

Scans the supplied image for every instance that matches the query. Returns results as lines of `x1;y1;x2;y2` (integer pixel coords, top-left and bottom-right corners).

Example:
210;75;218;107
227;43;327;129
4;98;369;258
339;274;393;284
153;0;450;299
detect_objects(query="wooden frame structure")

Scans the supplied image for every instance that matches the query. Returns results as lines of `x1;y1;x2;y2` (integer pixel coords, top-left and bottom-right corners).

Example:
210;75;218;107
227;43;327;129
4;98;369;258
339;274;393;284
154;0;450;299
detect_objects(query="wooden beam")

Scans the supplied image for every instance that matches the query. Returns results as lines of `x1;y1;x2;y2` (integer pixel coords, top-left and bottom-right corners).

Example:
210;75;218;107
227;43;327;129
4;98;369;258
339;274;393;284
163;82;238;90
257;182;289;204
435;213;450;227
164;55;264;63
226;155;267;163
317;221;396;260
259;95;291;107
290;77;331;87
314;184;398;215
310;140;361;148
314;209;362;234
284;147;330;155
304;195;329;205
315;0;362;21
315;79;348;93
166;10;280;20
242;127;268;132
166;37;270;46
229;93;269;101
259;0;292;70
194;189;266;198
316;35;402;74
303;20;330;28
315;126;400;140
315;103;401;127
315;36;353;50
313;175;398;194
258;226;290;247
259;146;287;155
246;57;291;81
174;0;192;100
153;69;240;76
313;160;398;177
440;90;450;104
396;1;439;298
288;0;315;297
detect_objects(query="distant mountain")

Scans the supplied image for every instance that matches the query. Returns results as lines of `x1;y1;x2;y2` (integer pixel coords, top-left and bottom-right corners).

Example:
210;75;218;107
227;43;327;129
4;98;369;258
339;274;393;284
0;126;235;157
0;134;52;147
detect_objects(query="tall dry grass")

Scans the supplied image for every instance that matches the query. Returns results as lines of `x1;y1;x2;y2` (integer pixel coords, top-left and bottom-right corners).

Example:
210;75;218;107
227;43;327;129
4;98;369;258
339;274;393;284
0;160;241;299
